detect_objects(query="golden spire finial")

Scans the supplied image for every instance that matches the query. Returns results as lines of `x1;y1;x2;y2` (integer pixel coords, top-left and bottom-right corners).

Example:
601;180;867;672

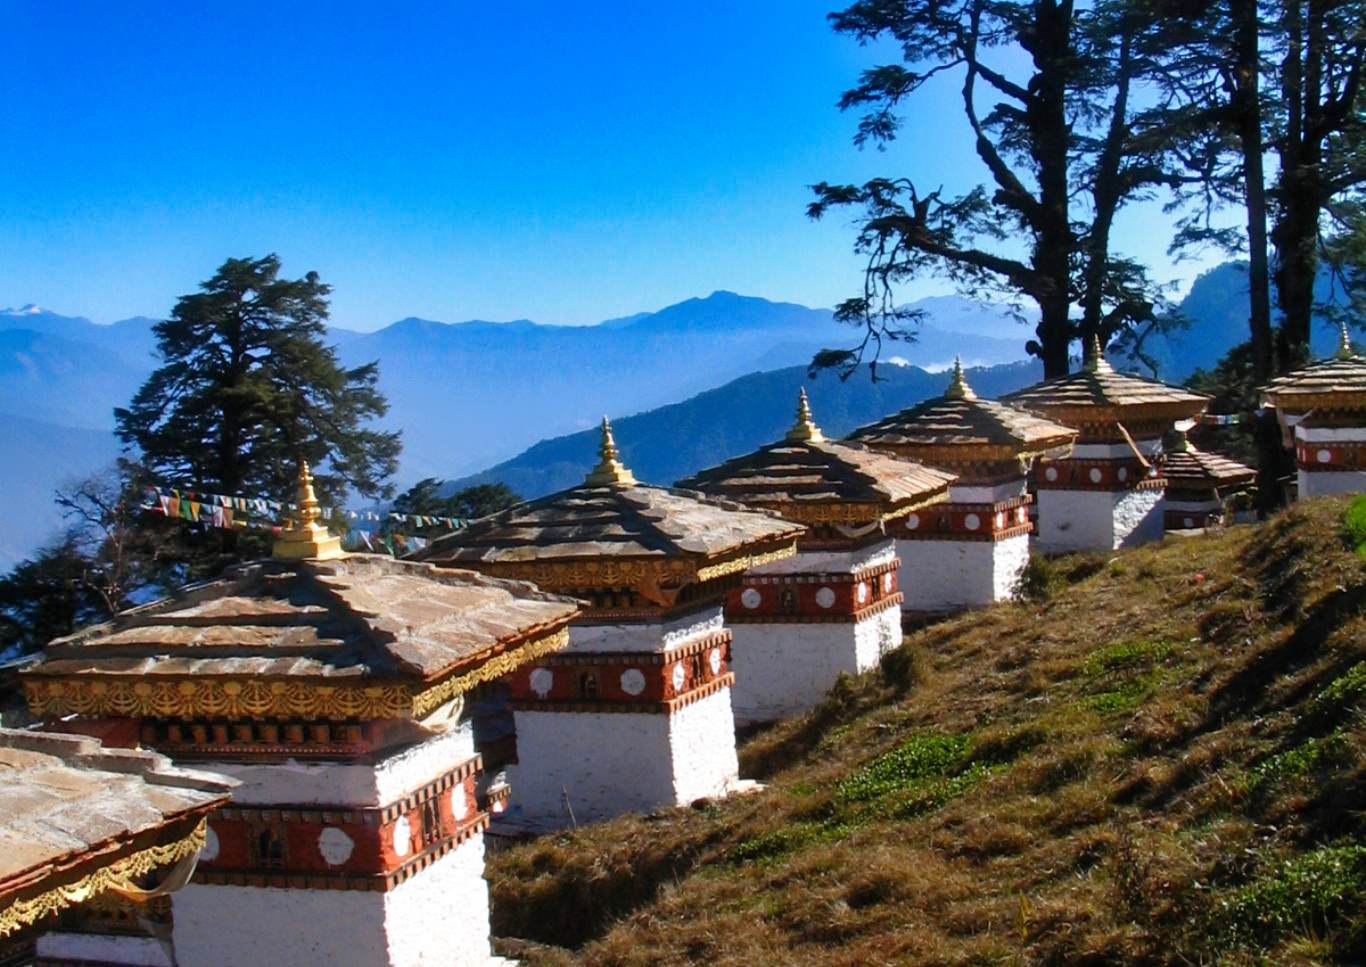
1336;322;1356;359
273;459;345;561
584;417;638;487
786;387;825;442
1083;332;1113;374
943;356;977;400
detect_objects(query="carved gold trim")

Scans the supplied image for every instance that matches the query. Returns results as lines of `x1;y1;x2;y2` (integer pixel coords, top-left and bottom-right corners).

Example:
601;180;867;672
694;544;796;584
0;821;206;938
24;628;571;722
480;542;799;591
410;627;568;718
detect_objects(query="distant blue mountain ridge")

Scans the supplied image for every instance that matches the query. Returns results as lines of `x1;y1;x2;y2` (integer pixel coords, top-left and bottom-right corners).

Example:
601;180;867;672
0;265;1348;568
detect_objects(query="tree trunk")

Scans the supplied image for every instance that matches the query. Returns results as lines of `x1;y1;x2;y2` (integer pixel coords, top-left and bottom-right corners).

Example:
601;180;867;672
1033;0;1076;379
1230;0;1274;383
1271;0;1323;368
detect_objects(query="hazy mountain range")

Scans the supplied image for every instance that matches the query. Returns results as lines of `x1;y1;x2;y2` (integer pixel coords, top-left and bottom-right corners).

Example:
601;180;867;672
0;263;1347;568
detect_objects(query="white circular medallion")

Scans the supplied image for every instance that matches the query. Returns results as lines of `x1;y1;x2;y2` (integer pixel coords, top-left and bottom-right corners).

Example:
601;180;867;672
1183;516;1195;528
964;513;981;531
856;582;869;604
1317;448;1333;464
671;662;686;692
1044;466;1059;482
1018;507;1028;523
620;667;646;696
882;572;893;592
708;648;722;675
451;788;468;821
200;825;220;863
1089;467;1103;484
815;586;836;609
529;667;553;697
392;817;411;857
1117;467;1128;481
906;512;920;530
740;587;762;609
995;512;1005;529
491;798;505;814
318;827;354;866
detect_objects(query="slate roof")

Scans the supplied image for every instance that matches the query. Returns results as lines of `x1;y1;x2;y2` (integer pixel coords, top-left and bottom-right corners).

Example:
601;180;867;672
849;362;1077;456
1001;354;1208;414
29;554;579;685
415;485;804;567
1260;351;1366;408
0;729;231;931
1163;445;1256;487
677;438;954;513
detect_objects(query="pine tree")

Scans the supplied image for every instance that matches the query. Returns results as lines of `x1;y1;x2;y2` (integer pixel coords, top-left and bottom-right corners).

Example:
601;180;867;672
809;0;1186;379
115;255;401;507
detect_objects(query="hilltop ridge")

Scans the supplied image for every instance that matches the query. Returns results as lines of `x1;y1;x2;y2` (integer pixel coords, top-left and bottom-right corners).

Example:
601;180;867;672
488;498;1366;966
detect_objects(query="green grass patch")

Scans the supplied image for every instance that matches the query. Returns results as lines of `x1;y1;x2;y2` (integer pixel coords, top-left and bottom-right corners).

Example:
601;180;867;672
837;732;970;804
1314;661;1366;713
730;821;852;863
1345;495;1366;559
1215;844;1366;950
1082;639;1174;677
1249;731;1351;790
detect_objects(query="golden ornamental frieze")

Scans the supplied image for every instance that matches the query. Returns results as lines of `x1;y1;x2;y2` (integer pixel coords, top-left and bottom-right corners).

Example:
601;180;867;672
410;628;568;718
480;557;699;591
23;628;569;722
0;820;206;938
693;543;797;584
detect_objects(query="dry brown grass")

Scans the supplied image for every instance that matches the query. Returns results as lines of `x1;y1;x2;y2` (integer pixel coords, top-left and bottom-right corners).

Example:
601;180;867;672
489;497;1366;966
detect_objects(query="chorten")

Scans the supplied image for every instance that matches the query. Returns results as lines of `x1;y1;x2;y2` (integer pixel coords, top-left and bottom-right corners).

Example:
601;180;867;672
1001;337;1208;553
678;389;954;723
849;359;1076;612
1260;324;1366;498
412;418;803;827
0;729;232;966
22;463;579;967
1161;428;1256;530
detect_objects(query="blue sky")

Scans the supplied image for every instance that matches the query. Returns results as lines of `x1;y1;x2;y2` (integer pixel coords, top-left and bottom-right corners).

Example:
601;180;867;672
0;1;1224;330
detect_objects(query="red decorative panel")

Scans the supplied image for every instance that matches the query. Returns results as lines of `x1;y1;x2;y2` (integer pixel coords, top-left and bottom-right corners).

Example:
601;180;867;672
892;496;1034;543
1295;441;1366;471
726;559;901;621
507;632;733;712
1035;458;1165;493
196;760;482;887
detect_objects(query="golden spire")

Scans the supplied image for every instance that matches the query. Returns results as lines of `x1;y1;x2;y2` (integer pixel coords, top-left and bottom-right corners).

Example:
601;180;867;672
786;387;825;443
1083;332;1114;374
273;460;345;561
1336;322;1356;359
584;417;638;487
942;356;977;400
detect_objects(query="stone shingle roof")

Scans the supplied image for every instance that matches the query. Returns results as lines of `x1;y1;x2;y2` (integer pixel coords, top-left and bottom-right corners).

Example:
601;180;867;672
677;438;954;513
1260;349;1366;409
0;729;231;936
1001;355;1208;413
1163;445;1256;487
850;362;1077;457
415;484;804;567
29;554;579;685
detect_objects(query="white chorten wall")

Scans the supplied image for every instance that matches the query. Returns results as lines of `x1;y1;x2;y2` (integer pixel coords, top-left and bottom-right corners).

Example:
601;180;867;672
168;713;498;967
1295;424;1366;498
898;532;1030;610
728;605;900;725
1034;439;1167;553
172;842;491;967
505;604;741;828
726;541;901;725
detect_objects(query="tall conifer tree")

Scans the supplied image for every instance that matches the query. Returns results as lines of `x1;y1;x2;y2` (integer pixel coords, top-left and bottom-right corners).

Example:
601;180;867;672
116;255;400;506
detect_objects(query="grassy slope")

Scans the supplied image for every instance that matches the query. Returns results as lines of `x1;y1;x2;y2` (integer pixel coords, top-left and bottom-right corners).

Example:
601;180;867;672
489;498;1366;966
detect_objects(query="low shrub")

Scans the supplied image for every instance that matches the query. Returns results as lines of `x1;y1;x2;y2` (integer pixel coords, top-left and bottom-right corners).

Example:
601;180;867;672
1215;844;1366;950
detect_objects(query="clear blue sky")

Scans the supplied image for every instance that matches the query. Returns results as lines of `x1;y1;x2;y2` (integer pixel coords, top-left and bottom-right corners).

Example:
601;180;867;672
0;1;1221;330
